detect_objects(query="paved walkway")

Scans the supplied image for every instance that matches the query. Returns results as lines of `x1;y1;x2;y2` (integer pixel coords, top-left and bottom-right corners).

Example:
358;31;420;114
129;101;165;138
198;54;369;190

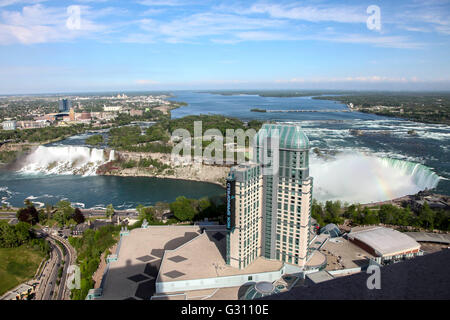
405;232;450;244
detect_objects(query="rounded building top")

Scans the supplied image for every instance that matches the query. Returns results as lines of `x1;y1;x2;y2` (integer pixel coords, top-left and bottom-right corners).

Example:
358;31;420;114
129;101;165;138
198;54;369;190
255;282;275;294
243;281;280;300
255;123;310;150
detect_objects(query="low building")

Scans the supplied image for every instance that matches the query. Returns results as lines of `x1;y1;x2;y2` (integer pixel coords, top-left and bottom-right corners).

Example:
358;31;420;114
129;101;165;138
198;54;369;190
72;223;89;236
347;226;422;264
76;112;91;121
130;109;143;117
35;113;57;122
17;120;49;129
2;120;16;130
104;106;122;112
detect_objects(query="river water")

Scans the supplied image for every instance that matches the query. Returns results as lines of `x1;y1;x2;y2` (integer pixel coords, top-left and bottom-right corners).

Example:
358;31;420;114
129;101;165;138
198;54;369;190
1;91;448;208
171;92;449;202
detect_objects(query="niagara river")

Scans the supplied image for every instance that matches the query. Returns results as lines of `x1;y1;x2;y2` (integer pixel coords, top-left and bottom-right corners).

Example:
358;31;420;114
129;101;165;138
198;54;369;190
0;91;448;208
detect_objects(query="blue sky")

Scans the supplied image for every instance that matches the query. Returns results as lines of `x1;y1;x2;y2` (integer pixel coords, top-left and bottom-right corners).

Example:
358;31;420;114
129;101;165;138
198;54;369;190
0;0;449;94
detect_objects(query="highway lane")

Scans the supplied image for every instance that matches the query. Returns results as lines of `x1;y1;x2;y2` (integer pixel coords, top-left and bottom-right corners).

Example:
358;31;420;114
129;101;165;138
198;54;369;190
40;239;62;300
51;235;75;300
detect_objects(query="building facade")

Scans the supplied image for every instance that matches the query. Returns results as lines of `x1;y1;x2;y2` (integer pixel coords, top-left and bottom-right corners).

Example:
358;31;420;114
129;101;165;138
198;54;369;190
226;123;313;269
2;120;16;130
226;164;263;269
59;99;71;113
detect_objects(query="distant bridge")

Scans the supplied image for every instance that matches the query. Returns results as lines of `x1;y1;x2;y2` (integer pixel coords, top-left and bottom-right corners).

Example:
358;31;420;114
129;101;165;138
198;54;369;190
266;109;352;113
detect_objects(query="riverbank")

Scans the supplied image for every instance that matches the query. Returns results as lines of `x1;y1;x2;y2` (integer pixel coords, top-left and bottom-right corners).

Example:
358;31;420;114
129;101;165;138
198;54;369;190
100;150;229;187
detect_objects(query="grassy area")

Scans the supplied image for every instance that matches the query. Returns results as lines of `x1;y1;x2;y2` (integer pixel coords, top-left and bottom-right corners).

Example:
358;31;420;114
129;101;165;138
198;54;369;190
0;245;45;296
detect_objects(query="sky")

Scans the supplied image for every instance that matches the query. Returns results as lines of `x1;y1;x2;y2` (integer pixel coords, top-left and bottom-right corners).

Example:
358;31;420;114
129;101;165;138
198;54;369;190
0;0;449;94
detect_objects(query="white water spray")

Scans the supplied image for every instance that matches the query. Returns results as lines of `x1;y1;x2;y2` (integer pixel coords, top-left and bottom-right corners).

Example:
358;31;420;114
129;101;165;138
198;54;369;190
19;146;115;176
310;153;441;203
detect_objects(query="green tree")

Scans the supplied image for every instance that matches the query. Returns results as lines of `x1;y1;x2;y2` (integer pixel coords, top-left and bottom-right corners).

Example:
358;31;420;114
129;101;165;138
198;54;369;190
72;208;85;224
54;200;75;227
419;202;435;230
324;201;343;224
105;204;115;218
170;196;197;221
311;199;325;226
14;222;32;243
16;205;39;225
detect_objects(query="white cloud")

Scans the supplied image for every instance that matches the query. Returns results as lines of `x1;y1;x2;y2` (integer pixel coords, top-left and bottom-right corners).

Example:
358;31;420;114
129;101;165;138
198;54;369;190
248;3;367;23
0;4;113;44
0;0;47;7
137;0;185;6
135;79;159;85
393;1;450;35
137;12;285;43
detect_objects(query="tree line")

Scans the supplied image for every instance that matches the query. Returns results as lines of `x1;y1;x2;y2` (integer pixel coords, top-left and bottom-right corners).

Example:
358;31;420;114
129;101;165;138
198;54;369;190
312;200;449;231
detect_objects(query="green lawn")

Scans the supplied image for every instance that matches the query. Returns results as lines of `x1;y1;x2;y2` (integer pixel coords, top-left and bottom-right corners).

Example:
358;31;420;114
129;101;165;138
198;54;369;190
0;246;45;296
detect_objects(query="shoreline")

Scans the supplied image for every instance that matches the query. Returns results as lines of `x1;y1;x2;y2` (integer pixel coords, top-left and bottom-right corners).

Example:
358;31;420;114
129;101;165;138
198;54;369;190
100;170;227;189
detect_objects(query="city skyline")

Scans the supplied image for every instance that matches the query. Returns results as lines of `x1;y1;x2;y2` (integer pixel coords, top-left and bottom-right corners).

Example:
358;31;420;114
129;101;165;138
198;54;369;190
0;0;449;94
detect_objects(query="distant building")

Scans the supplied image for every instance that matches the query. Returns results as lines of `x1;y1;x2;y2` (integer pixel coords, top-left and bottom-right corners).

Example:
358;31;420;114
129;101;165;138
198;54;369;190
2;120;16;130
75;112;91;122
130;109;143;117
17;120;49;129
103;106;122;112
35;114;57;122
69;108;75;121
91;112;117;121
59;99;72;113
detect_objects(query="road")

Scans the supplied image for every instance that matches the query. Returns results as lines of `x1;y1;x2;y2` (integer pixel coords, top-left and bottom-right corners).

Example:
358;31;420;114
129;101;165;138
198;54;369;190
34;234;76;300
37;238;62;300
51;234;76;300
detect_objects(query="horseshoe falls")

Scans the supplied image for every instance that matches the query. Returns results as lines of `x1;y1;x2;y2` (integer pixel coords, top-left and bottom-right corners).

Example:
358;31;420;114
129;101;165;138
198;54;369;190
310;153;442;204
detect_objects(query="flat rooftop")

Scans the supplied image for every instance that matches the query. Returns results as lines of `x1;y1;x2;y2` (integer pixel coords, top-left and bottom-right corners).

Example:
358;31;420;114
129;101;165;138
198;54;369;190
157;230;283;284
99;225;204;300
404;232;450;245
348;226;421;257
306;271;334;284
320;237;374;270
305;250;326;268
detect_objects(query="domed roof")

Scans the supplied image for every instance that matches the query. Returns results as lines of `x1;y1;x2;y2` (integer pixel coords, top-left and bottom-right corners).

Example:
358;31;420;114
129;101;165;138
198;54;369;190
320;223;341;238
255;123;310;150
243;281;280;300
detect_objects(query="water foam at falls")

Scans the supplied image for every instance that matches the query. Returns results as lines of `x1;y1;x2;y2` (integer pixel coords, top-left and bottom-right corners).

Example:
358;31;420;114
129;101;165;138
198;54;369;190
19;146;115;176
310;153;441;203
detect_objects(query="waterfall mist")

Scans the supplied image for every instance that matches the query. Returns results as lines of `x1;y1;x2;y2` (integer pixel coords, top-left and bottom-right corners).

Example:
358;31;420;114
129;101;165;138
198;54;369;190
310;153;441;203
19;146;115;176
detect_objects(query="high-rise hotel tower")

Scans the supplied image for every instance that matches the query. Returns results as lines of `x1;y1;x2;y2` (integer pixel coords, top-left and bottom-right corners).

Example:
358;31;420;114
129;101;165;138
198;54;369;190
226;123;313;269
